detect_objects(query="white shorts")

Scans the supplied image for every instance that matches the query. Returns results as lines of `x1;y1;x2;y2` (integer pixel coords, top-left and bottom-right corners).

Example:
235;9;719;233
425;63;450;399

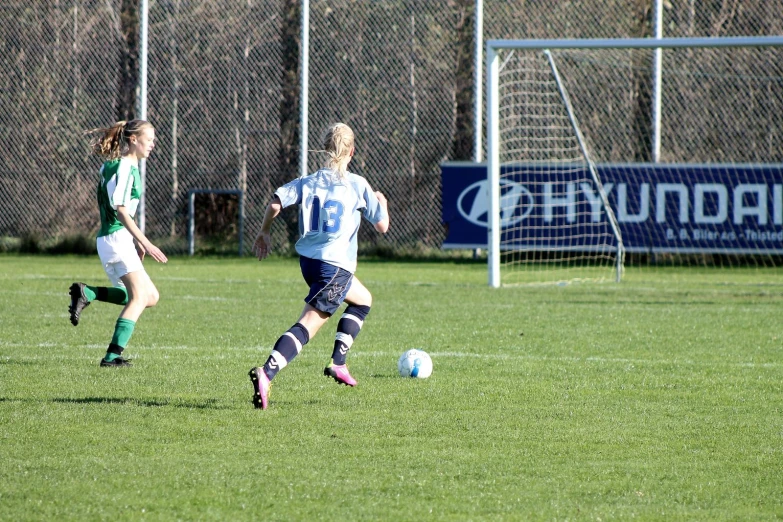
96;228;145;287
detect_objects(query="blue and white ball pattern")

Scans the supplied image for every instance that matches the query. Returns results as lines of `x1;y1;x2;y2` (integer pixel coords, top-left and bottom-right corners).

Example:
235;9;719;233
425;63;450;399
397;349;433;379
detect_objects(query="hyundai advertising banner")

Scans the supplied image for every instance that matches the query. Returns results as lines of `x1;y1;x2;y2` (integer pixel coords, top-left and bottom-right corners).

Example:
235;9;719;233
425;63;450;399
441;162;783;253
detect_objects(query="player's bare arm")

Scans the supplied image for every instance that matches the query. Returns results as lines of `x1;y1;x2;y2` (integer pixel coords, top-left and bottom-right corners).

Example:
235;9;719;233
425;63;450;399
133;238;147;261
116;206;168;263
374;191;390;233
253;196;282;260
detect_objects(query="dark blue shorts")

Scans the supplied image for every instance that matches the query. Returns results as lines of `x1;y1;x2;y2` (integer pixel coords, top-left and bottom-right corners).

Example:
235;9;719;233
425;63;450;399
299;257;353;315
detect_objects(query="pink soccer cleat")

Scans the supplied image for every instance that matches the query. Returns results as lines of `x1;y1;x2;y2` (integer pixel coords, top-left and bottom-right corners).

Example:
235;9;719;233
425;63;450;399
248;367;271;410
323;363;357;387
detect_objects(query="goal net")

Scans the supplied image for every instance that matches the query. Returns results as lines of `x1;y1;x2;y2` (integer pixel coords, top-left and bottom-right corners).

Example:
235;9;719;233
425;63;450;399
486;37;783;287
487;46;623;286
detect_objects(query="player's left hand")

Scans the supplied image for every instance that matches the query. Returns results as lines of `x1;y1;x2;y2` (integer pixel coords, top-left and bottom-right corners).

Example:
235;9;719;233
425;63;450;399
253;231;273;260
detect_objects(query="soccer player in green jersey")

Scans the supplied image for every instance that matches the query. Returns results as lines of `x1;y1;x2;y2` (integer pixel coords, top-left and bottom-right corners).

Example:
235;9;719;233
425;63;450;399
68;120;168;367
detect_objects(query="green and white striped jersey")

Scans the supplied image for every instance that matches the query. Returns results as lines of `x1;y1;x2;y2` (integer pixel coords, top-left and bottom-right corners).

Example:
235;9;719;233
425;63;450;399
96;158;141;237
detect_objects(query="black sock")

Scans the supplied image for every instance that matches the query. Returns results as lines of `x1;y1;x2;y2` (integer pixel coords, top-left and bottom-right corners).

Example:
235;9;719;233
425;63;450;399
95;286;129;305
104;343;124;362
331;305;370;366
263;323;310;381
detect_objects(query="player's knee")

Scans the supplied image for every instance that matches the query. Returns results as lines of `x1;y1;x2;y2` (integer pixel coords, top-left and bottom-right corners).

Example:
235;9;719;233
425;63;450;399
146;288;160;308
350;285;372;307
144;284;160;308
350;291;371;308
127;293;147;313
128;286;156;308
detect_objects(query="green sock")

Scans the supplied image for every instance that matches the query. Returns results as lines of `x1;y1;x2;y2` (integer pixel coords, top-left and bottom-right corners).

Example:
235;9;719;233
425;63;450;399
83;285;97;302
104;318;136;361
88;285;128;305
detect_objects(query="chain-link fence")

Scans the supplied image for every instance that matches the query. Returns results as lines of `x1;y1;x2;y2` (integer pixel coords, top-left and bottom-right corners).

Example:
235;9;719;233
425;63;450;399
1;0;781;255
0;1;122;246
144;0;282;251
305;1;457;252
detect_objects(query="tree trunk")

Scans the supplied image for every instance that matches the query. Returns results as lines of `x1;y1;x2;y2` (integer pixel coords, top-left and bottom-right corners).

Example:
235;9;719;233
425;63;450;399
168;0;180;238
452;0;474;161
279;0;300;246
117;0;140;121
631;0;653;162
409;7;417;184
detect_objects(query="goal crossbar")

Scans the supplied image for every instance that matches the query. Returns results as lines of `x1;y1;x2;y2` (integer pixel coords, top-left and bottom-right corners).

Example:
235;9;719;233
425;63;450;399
487;36;783;51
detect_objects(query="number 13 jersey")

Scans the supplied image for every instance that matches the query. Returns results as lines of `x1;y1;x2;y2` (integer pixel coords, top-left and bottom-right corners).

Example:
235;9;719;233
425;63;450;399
274;168;388;273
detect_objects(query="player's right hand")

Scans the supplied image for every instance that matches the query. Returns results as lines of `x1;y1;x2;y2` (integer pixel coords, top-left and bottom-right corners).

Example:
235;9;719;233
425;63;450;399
253;231;273;260
134;240;146;262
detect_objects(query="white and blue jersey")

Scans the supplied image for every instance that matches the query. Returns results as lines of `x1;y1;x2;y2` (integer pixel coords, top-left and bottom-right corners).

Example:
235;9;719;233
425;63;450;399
275;168;387;274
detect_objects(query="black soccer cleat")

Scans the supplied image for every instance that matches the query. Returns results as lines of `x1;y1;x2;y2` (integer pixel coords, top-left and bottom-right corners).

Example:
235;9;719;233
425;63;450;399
68;282;90;326
99;356;133;367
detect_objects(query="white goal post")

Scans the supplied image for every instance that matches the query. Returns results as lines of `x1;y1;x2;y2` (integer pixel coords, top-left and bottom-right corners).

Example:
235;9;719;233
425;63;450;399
486;36;783;287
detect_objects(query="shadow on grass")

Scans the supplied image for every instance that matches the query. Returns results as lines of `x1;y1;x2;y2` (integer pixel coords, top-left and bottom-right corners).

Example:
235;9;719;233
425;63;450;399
51;397;228;409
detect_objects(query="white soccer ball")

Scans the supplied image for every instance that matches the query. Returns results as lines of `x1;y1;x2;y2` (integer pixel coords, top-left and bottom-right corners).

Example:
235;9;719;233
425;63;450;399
397;349;433;379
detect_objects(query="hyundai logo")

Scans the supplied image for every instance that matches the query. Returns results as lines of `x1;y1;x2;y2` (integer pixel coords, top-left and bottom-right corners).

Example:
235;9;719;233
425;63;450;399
457;179;534;227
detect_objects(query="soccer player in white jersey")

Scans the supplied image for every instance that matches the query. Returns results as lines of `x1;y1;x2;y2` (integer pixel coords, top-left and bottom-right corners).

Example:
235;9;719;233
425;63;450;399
248;122;390;409
68;120;168;367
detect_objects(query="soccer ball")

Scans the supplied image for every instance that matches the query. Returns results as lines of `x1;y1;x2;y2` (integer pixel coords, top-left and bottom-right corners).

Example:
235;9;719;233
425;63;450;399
397;349;433;379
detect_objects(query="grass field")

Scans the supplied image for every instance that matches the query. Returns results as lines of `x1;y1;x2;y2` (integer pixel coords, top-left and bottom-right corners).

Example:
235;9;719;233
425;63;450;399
1;254;781;520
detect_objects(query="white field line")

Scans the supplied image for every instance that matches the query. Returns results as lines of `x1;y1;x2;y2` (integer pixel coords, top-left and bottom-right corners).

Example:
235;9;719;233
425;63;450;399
0;342;780;368
5;269;783;285
6;274;303;285
10;289;236;301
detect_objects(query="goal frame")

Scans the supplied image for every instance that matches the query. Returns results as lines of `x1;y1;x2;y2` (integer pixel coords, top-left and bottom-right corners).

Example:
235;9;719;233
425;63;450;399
486;35;783;287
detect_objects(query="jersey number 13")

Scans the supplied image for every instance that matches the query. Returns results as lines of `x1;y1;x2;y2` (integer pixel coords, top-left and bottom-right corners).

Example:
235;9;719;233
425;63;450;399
309;196;344;233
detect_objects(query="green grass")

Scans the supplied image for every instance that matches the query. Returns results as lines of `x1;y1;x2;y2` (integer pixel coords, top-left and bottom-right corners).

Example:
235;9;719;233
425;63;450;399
1;255;782;521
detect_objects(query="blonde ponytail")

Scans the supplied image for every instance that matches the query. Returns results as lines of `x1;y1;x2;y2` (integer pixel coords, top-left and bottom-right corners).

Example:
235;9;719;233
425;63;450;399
319;123;354;178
